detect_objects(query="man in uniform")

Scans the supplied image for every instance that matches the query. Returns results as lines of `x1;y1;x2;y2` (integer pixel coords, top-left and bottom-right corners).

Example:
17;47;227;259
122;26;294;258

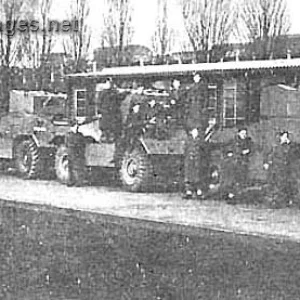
66;124;86;187
263;131;299;208
120;81;140;126
169;79;184;122
66;115;102;187
113;84;146;168
183;73;209;199
97;78;121;142
123;85;146;139
223;127;253;201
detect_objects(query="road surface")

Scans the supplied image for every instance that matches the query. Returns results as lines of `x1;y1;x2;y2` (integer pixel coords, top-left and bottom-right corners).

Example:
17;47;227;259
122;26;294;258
0;170;299;242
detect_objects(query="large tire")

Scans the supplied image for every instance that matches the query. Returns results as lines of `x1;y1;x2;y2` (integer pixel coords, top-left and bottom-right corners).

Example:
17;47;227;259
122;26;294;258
14;139;40;179
55;144;70;184
119;148;154;192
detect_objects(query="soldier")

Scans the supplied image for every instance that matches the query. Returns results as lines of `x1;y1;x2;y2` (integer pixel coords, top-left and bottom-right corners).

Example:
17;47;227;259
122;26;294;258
223;127;253;201
183;73;209;199
113;84;141;169
122;87;146;144
97;78;121;142
263;131;299;208
143;98;158;124
120;81;140;126
66;119;87;187
67;117;102;187
169;79;183;121
170;79;181;102
114;84;146;168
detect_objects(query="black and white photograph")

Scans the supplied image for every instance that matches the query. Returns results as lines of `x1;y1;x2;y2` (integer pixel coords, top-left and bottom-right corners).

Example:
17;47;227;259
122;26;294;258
1;0;300;299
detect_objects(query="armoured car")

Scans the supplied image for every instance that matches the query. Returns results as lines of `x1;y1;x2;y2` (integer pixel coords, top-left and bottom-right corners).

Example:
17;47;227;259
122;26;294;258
0;90;68;178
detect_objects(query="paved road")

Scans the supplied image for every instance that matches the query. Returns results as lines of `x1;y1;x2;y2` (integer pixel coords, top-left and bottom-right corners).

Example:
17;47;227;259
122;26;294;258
0;171;300;242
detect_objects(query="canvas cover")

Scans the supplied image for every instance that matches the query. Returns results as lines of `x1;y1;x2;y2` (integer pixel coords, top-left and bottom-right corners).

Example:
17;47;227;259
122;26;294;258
261;84;300;118
9;90;66;114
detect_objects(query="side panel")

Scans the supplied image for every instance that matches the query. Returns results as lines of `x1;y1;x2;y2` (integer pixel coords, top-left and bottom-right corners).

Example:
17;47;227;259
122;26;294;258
142;129;187;155
0;115;18;158
0;131;13;158
85;143;115;167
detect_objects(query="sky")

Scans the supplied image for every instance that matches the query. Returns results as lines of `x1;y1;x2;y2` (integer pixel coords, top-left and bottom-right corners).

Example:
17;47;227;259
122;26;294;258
288;0;300;34
51;0;300;53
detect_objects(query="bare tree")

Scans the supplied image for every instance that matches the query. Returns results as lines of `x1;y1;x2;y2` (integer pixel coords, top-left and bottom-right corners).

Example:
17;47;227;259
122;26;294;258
14;1;53;68
17;0;54;67
39;0;53;65
0;0;39;110
239;0;290;59
101;0;134;66
179;0;238;62
15;0;52;70
27;0;54;89
0;0;38;67
152;0;174;57
63;0;91;72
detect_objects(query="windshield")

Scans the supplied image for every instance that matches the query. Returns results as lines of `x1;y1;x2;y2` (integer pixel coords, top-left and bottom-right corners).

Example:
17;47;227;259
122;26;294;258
38;96;67;119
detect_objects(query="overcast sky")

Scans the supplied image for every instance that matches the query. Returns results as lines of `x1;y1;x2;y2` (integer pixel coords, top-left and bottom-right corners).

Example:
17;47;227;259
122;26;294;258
52;0;300;53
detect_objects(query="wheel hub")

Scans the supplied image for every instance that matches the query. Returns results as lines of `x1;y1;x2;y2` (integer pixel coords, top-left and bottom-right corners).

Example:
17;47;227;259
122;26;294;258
127;159;138;177
22;149;31;170
61;155;69;172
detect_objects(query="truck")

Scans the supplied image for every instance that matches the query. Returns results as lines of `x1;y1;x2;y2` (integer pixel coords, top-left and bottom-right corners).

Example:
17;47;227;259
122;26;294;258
0;90;69;178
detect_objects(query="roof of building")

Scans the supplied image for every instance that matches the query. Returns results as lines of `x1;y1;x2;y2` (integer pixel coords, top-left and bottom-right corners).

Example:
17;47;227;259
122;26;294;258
66;58;300;79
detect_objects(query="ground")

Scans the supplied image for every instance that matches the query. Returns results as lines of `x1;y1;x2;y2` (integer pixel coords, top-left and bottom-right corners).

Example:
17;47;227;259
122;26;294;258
1;166;300;299
1;199;300;300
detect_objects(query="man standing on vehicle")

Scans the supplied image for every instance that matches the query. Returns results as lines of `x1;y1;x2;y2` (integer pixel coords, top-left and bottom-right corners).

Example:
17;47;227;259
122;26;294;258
123;83;146;135
183;73;209;199
114;84;147;165
97;78;121;142
169;79;183;122
120;81;140;126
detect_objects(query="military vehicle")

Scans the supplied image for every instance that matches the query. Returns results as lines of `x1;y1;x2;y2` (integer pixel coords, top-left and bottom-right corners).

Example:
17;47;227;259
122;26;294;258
0;90;69;178
54;81;190;191
0;58;294;196
53;58;300;193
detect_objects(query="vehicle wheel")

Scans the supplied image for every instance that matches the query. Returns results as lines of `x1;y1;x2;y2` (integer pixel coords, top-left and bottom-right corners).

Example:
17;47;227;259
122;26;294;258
119;148;153;192
55;144;70;184
14;139;40;179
